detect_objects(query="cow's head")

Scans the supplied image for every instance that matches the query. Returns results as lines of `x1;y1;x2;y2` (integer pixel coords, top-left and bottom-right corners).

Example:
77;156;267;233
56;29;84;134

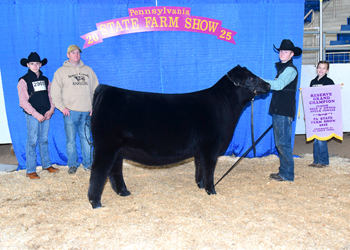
226;65;271;95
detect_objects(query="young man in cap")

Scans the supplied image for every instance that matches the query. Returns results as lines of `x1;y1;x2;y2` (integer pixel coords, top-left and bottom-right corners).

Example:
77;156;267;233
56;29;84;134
51;45;99;174
18;52;59;179
263;39;303;182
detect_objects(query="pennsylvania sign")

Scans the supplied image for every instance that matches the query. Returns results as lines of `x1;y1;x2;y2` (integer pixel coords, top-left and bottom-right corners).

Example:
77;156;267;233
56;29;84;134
81;6;237;49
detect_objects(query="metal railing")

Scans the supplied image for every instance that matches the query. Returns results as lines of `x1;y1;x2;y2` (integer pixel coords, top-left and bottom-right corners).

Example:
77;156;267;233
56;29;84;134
326;51;350;63
303;30;350;64
324;0;343;18
304;9;315;29
303;0;348;64
303;30;350;60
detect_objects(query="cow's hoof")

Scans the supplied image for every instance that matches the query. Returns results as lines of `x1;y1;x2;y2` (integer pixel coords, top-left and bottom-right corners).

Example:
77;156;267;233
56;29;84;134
197;180;205;189
205;189;217;195
117;190;131;197
90;200;102;209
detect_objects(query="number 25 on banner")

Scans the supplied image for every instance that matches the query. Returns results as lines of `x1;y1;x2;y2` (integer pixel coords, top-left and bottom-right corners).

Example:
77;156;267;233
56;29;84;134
219;28;236;43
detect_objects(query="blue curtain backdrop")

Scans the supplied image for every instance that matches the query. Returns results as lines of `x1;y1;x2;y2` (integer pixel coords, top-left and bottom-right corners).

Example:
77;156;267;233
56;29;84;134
0;0;305;169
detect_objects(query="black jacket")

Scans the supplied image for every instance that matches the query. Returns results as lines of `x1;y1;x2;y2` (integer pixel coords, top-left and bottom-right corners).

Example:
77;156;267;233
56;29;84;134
19;70;50;116
269;59;299;118
310;74;334;87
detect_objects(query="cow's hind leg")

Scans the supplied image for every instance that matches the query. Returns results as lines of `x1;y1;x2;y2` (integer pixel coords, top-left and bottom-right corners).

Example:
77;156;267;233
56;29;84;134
108;154;130;197
88;149;120;209
194;156;204;189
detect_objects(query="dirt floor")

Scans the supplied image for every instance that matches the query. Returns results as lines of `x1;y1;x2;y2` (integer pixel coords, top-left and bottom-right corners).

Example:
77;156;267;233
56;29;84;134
0;134;349;249
1;133;349;166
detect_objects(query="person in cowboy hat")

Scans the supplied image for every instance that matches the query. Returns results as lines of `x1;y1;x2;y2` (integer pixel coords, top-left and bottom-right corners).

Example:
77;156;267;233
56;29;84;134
18;52;59;179
263;39;303;182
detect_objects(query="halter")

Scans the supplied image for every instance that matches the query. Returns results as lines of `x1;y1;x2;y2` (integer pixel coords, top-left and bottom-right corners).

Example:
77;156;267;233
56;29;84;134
225;73;258;156
225;73;259;95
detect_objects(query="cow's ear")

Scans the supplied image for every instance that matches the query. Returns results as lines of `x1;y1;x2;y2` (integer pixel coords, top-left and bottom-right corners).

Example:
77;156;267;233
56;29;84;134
236;64;241;68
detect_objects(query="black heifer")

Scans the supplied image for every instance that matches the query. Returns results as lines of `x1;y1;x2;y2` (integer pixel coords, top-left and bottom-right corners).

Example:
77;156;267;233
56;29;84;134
88;65;270;208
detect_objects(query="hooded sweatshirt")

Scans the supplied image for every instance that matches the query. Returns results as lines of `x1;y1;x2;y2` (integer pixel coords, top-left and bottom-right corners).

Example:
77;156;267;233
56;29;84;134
51;60;99;112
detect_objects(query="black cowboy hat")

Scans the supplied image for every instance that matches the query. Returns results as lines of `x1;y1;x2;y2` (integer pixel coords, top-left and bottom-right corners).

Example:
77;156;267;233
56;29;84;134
273;39;302;57
20;52;47;67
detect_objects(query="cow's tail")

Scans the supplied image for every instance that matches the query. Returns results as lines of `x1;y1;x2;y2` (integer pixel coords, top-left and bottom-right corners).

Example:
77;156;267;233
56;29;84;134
86;84;108;156
92;84;108;110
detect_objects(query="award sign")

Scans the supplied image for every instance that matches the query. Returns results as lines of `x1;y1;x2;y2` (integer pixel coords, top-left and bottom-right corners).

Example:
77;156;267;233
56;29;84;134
301;85;343;141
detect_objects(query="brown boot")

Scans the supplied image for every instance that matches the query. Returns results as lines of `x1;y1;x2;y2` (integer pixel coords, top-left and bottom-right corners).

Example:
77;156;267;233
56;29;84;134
26;172;40;179
42;166;60;173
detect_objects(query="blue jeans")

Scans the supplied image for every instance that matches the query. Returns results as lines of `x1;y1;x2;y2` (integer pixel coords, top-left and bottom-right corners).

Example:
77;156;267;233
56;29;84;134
63;111;92;169
272;114;294;181
25;113;52;174
313;139;329;165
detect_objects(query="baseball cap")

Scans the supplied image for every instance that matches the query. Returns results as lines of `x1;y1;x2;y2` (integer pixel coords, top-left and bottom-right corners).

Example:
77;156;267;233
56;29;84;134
67;45;82;54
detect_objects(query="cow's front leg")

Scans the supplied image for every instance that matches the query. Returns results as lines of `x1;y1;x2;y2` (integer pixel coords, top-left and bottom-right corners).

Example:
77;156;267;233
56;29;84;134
108;154;130;197
88;149;119;209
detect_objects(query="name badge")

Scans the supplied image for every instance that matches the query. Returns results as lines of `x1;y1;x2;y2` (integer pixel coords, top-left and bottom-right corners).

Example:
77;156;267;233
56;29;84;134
32;80;46;92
